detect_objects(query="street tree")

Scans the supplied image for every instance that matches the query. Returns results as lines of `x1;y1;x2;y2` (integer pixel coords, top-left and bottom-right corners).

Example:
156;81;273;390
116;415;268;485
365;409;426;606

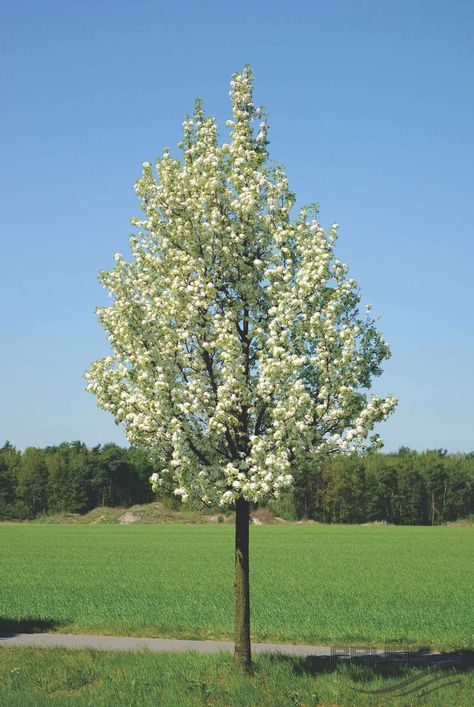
85;66;397;671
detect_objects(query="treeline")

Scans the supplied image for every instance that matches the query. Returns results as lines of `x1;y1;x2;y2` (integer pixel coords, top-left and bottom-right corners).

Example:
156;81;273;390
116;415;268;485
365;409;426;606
1;442;473;524
276;447;474;525
0;442;154;520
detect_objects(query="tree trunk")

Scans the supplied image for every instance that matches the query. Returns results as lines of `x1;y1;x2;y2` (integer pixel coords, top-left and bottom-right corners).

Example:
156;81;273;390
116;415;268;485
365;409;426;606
234;497;252;672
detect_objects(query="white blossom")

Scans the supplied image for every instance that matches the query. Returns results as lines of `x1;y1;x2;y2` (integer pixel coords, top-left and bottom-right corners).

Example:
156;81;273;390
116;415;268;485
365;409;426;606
85;66;397;508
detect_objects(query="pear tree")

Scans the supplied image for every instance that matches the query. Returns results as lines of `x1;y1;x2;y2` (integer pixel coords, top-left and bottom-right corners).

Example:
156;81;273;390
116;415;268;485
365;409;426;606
85;66;396;672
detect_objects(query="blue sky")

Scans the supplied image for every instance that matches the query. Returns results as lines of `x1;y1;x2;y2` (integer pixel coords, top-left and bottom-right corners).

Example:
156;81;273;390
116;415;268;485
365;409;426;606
1;0;473;452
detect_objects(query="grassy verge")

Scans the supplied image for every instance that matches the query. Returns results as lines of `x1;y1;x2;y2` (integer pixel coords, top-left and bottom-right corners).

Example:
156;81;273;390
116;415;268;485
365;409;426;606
0;524;472;650
0;648;472;706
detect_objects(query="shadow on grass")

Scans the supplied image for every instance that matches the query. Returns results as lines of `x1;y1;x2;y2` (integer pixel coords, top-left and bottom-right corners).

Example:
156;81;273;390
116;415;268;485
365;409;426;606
268;649;473;698
270;648;474;678
0;617;67;636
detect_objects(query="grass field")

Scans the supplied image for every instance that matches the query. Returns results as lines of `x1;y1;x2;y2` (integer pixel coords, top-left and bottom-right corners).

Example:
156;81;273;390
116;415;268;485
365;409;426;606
0;524;472;650
0;648;472;707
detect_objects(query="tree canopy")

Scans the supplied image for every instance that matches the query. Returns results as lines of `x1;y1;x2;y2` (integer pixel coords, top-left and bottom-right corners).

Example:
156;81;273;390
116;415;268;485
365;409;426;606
85;66;396;508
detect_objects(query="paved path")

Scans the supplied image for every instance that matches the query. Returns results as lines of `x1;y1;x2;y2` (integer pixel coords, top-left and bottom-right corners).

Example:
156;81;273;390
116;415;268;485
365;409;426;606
0;633;469;668
0;633;346;655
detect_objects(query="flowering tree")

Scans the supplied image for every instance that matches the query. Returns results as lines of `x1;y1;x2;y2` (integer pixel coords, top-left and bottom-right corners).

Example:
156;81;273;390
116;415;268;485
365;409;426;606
85;66;396;671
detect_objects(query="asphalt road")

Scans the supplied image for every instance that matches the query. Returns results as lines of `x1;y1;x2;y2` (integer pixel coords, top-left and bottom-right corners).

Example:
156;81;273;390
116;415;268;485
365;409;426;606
0;633;468;669
0;633;342;655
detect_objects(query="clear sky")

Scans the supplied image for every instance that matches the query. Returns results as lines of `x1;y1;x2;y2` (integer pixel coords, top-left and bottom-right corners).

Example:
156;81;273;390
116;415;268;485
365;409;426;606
1;0;473;452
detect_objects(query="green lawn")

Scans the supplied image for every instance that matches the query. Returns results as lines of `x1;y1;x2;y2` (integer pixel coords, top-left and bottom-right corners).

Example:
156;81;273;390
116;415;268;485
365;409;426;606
0;648;472;707
0;524;472;650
